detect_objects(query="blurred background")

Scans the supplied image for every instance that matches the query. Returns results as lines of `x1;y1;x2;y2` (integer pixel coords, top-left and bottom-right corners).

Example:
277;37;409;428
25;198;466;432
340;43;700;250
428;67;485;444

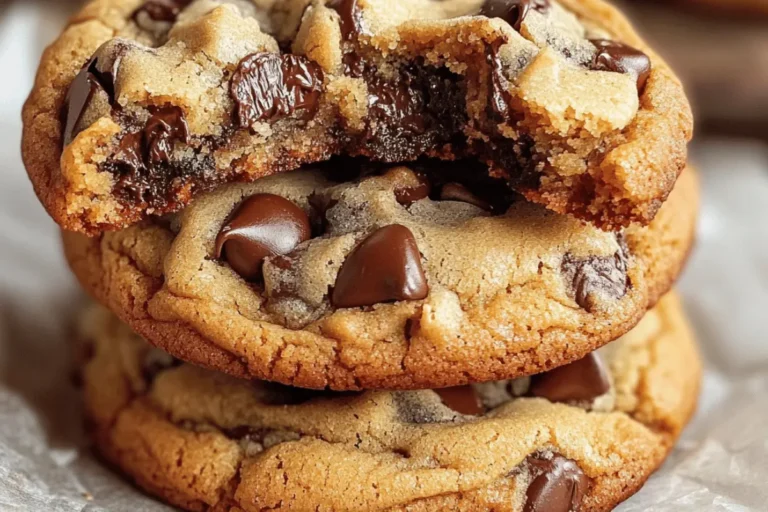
0;1;767;510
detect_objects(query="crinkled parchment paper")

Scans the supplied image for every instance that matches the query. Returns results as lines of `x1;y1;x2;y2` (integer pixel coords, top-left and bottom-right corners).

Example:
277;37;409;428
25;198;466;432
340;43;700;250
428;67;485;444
0;2;766;510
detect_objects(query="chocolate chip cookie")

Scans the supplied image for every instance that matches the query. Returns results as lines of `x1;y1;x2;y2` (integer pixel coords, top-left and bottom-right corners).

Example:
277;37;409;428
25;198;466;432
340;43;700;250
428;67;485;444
62;160;699;390
23;0;692;235
76;291;701;512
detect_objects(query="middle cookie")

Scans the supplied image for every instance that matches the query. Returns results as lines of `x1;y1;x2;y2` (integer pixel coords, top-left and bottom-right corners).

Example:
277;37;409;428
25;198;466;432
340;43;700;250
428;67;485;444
63;161;698;390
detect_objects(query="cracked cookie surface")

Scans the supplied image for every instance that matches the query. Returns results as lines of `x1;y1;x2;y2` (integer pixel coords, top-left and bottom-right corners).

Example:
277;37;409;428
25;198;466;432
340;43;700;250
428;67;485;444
23;0;691;235
76;291;701;512
62;161;698;390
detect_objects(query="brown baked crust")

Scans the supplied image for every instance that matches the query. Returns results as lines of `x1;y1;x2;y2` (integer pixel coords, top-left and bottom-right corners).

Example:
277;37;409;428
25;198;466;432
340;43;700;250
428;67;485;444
62;166;699;391
77;292;701;512
24;0;692;235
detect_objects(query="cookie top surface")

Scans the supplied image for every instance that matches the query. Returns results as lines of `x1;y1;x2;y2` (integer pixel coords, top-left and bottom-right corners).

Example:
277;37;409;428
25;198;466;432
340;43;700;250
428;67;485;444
63;161;698;390
77;291;701;512
23;0;692;235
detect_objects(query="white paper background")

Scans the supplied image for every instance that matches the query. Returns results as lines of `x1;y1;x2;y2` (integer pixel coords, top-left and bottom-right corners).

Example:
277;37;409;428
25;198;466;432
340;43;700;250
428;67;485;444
1;2;766;510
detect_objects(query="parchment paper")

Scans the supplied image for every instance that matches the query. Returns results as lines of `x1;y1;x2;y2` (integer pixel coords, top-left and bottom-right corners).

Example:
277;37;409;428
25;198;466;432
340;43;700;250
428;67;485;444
1;2;766;510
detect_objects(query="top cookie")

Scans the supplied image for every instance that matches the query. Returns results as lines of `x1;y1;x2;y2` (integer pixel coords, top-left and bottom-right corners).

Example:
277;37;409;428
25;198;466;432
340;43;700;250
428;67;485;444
23;0;692;235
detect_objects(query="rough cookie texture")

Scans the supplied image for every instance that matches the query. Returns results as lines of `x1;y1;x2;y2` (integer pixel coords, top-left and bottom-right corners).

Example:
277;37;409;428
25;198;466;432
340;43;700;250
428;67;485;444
76;292;701;512
62;161;699;390
23;0;692;235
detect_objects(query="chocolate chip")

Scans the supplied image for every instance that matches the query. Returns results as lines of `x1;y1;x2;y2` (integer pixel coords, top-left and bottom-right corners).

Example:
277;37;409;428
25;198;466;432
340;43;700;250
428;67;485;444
486;39;514;122
395;180;430;206
230;53;324;128
480;0;550;31
435;386;484;416
524;453;588;512
216;194;312;282
366;74;428;137
133;0;192;22
590;39;651;91
332;224;429;308
329;0;365;40
384;167;431;206
561;241;630;312
62;44;127;146
111;106;190;198
440;183;492;211
143;106;190;165
63;61;103;147
529;353;610;404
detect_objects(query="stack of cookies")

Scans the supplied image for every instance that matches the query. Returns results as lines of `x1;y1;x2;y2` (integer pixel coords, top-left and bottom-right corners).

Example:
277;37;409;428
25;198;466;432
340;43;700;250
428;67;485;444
22;0;701;510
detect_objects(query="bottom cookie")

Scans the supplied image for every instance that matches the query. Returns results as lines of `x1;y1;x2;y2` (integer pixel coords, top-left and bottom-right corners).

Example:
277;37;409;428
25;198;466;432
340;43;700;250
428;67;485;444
76;292;700;512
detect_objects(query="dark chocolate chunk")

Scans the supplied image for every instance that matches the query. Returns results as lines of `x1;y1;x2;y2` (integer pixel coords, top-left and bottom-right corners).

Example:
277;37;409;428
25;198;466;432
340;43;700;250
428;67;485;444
329;0;365;40
62;44;127;146
486;39;514;122
529;352;610;404
590;39;651;91
357;65;468;162
384;167;431;206
230;53;324;128
111;106;190;198
440;182;492;211
524;453;588;512
133;0;192;22
366;74;428;137
480;0;550;31
435;386;484;416
395;179;430;206
561;240;630;312
216;194;312;282
332;224;429;308
143;106;190;165
63;61;104;147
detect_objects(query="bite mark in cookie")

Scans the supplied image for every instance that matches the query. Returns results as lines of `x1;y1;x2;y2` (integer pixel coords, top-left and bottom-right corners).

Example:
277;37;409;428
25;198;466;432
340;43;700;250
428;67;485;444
25;0;690;235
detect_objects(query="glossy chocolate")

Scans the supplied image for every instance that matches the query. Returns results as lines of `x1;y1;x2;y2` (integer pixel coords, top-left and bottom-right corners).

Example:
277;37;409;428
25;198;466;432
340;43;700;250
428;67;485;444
590;39;652;91
480;0;550;31
435;386;484;415
529;352;611;404
524;453;588;512
231;53;324;128
216;194;312;281
332;224;429;308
